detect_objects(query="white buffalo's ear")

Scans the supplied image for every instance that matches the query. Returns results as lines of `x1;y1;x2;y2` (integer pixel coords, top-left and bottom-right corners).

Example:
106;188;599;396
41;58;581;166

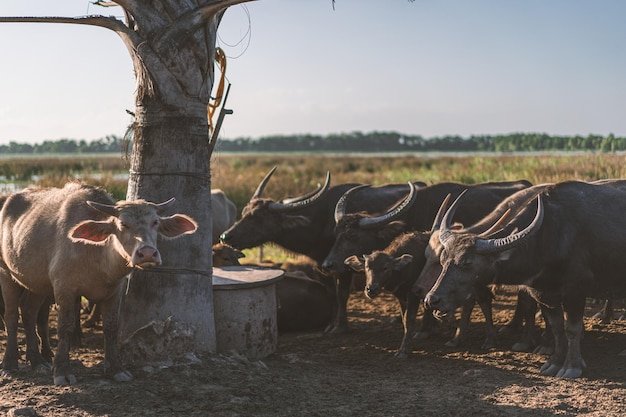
344;255;365;272
69;220;116;244
393;254;413;270
283;215;311;229
158;214;198;238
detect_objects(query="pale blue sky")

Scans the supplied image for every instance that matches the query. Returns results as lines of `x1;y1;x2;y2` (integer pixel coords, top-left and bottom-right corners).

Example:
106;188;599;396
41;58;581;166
1;0;625;145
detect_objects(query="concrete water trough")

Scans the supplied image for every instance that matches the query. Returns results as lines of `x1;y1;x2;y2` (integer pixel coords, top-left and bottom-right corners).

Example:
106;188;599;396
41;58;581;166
212;266;284;359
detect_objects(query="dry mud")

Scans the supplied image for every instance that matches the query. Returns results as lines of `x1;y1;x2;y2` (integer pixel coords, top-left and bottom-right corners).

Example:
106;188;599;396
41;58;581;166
1;288;626;416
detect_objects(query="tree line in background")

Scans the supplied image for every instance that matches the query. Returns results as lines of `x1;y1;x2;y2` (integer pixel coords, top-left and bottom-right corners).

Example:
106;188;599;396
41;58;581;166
0;132;624;154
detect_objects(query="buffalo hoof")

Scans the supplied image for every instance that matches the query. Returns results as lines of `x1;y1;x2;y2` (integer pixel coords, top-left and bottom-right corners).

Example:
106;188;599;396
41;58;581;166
113;370;133;382
444;338;461;348
498;322;522;335
556;367;583;378
324;323;348;334
33;362;53;375
54;373;78;385
393;351;409;359
533;344;555;355
539;362;561;376
511;341;533;352
412;331;430;340
481;340;496;350
1;369;16;378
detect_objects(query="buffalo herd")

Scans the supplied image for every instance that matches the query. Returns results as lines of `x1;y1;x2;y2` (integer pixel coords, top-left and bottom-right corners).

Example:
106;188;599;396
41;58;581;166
2;170;626;384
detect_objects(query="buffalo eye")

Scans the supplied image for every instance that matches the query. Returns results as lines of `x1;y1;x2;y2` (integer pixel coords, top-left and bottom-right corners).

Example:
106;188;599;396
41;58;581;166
119;221;129;229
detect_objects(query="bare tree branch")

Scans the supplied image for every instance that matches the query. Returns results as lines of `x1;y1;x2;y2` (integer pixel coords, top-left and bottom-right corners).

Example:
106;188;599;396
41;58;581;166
154;0;255;52
93;1;121;6
94;0;166;36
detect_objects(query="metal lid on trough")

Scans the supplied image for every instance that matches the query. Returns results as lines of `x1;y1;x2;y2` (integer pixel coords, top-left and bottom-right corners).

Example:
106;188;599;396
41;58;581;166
213;266;284;290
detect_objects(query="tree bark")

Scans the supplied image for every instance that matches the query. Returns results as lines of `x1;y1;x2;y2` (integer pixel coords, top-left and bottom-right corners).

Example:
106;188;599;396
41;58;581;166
119;103;216;361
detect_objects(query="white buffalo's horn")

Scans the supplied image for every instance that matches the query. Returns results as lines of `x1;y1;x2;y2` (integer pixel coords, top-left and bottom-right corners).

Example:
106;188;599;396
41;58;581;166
86;200;119;217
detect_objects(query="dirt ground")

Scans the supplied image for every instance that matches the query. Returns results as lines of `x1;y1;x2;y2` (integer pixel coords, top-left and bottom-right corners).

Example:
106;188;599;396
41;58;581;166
1;287;626;417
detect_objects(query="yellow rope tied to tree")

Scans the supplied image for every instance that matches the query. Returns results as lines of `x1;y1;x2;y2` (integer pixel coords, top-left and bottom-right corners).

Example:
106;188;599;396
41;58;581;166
208;47;227;136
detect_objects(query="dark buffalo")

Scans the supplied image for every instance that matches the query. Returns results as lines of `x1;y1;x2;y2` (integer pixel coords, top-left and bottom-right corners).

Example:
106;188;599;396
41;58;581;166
219;166;426;332
321;180;531;341
212;242;245;267
0;183;197;385
321;180;533;275
211;243;335;332
413;185;552;353
344;231;431;357
423;180;626;378
344;221;498;357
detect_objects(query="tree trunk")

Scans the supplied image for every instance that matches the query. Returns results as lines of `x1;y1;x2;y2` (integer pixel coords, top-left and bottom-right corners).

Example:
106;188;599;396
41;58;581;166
119;103;216;361
0;0;255;363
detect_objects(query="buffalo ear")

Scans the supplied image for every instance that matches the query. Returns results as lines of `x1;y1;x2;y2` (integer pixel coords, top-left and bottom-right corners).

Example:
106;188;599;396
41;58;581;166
393;254;413;270
69;220;116;244
159;214;198;238
283;215;311;229
344;255;365;272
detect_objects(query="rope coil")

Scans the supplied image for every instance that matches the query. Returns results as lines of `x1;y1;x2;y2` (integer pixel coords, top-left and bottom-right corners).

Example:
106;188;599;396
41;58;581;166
208;47;227;136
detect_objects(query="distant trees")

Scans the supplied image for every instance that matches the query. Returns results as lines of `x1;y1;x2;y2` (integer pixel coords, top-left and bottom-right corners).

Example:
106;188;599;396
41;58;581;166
0;135;124;154
1;132;624;155
215;132;625;153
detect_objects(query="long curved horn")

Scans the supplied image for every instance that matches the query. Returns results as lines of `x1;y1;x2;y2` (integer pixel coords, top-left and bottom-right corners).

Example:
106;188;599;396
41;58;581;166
430;193;452;233
268;171;332;212
86;200;119;217
251;166;278;200
154;197;176;215
474;195;544;253
358;182;418;229
477;208;512;237
438;189;468;248
281;183;324;204
334;184;371;224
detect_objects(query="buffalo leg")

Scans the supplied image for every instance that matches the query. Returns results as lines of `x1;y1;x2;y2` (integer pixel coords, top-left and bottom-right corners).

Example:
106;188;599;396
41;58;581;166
396;292;420;358
20;291;52;371
538;303;568;377
557;295;587;378
414;306;440;340
1;276;23;375
83;302;102;328
511;290;540;352
446;297;474;348
326;272;352;333
37;297;54;364
52;295;78;385
100;282;132;382
499;289;525;335
592;299;613;324
476;289;496;350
